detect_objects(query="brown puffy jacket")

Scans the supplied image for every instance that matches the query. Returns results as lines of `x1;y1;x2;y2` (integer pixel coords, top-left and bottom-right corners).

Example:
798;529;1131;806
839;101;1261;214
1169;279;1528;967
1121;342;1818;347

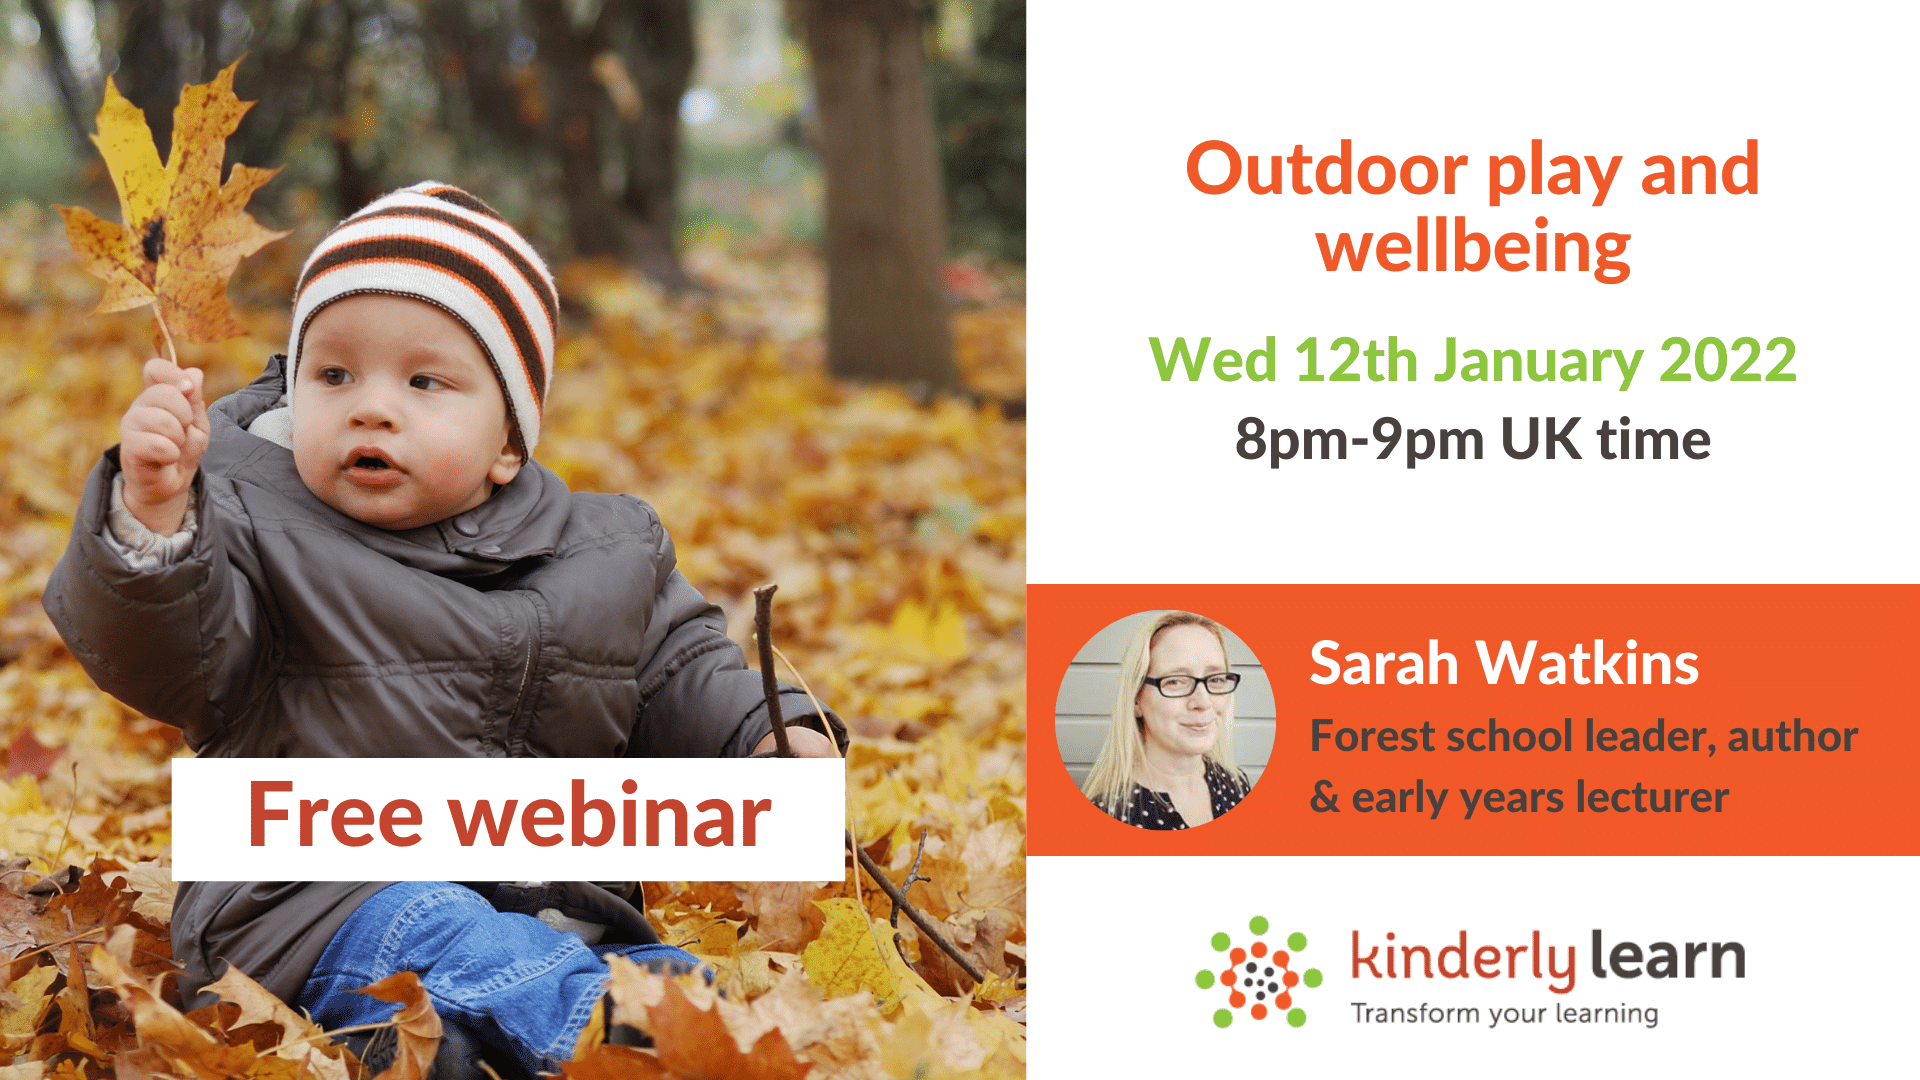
43;355;837;1005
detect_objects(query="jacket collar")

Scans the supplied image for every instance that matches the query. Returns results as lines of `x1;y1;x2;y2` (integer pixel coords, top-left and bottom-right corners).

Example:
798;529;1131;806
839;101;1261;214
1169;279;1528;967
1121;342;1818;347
206;355;570;576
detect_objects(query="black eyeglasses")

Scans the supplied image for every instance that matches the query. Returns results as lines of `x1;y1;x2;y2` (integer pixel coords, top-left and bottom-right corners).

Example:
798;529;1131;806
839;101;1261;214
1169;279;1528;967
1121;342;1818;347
1142;672;1241;698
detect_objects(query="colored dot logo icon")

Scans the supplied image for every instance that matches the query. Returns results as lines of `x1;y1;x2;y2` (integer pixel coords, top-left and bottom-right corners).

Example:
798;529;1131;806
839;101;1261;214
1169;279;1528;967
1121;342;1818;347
1197;916;1322;1028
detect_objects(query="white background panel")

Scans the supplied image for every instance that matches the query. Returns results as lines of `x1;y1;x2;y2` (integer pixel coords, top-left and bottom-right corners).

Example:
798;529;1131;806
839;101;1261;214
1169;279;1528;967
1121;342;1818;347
1028;2;1919;585
1031;856;1915;1075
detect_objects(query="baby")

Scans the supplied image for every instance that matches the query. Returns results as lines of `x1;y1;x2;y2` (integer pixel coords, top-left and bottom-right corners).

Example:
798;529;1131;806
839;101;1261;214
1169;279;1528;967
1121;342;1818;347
43;183;837;1079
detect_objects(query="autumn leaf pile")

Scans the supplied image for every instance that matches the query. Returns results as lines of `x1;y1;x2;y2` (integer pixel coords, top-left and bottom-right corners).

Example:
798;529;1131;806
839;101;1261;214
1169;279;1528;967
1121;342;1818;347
0;169;1027;1075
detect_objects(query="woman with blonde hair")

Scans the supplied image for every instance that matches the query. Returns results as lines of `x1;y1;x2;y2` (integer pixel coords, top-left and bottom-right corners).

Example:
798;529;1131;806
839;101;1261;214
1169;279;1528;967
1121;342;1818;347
1081;611;1252;829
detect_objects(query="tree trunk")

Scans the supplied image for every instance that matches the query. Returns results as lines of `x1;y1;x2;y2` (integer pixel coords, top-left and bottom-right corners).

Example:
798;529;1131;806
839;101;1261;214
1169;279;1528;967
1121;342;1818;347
312;0;380;212
24;0;90;150
228;0;331;180
794;0;957;390
615;0;695;288
421;0;545;153
528;0;627;258
188;0;224;80
113;0;181;159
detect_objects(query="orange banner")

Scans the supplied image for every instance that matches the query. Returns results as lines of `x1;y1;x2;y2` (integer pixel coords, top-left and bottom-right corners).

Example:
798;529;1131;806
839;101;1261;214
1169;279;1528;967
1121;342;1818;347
1029;584;1918;856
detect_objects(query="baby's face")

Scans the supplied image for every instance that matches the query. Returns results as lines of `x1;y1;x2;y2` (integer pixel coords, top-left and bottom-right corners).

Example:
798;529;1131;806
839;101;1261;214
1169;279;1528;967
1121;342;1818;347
292;294;522;530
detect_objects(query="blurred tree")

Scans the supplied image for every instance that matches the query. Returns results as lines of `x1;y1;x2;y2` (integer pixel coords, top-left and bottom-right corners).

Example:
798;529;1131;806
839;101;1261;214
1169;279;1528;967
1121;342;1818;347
23;0;91;150
789;0;958;391
525;0;626;258
60;0;698;272
423;0;696;285
611;0;695;288
418;0;546;155
95;0;366;208
108;0;184;158
928;0;1022;262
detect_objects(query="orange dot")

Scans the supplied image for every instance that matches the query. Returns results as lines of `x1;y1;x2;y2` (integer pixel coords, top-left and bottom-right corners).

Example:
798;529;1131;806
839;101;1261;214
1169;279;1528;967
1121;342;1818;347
1273;951;1289;967
1221;969;1236;987
1229;990;1245;1009
1283;970;1299;988
1275;991;1291;1009
1251;1003;1267;1020
1250;941;1267;958
1230;947;1246;965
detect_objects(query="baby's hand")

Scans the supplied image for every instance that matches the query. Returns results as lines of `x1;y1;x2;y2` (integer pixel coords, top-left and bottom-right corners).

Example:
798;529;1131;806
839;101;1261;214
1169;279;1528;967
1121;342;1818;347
752;726;839;758
119;358;209;535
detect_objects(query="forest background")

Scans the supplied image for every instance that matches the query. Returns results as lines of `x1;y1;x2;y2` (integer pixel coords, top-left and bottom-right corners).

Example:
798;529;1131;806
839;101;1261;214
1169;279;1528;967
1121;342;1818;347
0;1;1027;1077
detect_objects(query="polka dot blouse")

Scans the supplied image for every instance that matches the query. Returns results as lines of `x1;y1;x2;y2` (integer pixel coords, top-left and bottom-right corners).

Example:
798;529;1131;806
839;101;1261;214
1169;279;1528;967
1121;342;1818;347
1118;758;1250;830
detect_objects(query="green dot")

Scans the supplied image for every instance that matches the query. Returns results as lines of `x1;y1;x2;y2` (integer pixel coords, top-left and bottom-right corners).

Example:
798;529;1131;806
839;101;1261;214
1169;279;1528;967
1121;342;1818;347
1288;932;1307;951
1303;968;1322;988
1287;1008;1306;1027
1195;970;1215;990
1214;1009;1233;1029
1211;932;1231;952
1249;915;1269;935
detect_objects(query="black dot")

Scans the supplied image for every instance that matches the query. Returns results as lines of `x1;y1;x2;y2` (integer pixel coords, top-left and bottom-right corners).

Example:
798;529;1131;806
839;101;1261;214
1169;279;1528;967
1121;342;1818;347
1264;966;1273;976
1245;962;1256;972
1256;991;1265;1001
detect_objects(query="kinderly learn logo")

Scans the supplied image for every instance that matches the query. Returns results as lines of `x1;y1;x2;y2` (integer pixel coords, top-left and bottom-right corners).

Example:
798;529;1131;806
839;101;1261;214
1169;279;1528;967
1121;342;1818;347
1198;916;1323;1028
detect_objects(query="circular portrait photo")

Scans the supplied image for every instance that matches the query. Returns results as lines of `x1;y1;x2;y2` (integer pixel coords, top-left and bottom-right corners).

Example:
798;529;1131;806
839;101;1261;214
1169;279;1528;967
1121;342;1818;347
1054;611;1272;830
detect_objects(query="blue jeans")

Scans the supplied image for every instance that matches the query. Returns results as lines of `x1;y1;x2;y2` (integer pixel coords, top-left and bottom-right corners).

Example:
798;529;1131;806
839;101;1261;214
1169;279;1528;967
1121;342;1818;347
294;882;699;1077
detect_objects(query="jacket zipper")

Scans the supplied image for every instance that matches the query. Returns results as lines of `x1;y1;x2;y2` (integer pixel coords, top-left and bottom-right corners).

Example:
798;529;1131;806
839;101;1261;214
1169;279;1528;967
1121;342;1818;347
504;638;533;755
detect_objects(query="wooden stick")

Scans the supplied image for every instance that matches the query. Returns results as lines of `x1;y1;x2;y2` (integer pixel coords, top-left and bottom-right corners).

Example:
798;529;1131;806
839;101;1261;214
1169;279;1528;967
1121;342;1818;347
889;828;930;932
886;828;931;964
752;584;792;757
847;831;986;985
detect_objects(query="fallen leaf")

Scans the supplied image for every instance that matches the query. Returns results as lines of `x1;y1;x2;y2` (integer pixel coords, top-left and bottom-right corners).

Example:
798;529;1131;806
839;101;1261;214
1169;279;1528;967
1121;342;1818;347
204;965;348;1080
800;901;891;1007
0;893;41;965
99;862;176;926
55;942;108;1060
972;972;1019;1005
740;883;824;952
0;777;49;822
54;60;287;349
102;1045;167;1080
3;731;62;780
668;918;739;962
962;1008;1025;1068
869;920;943;1018
917;909;1011;996
725;969;881;1080
353;972;440;1080
92;928;256;1080
645;977;809;1080
719;941;778;1000
560;1043;668;1080
40;869;138;989
0;965;57;1038
601;953;670;1035
883;600;968;662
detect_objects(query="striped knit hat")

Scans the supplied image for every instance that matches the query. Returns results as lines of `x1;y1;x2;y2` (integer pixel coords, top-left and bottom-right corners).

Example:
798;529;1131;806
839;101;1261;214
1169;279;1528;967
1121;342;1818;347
286;182;558;455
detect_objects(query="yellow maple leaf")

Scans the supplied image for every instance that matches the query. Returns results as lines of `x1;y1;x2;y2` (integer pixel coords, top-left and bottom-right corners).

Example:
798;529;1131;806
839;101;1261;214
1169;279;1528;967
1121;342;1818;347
885;599;969;662
873;920;947;1017
801;898;895;1006
54;59;288;358
0;965;56;1039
